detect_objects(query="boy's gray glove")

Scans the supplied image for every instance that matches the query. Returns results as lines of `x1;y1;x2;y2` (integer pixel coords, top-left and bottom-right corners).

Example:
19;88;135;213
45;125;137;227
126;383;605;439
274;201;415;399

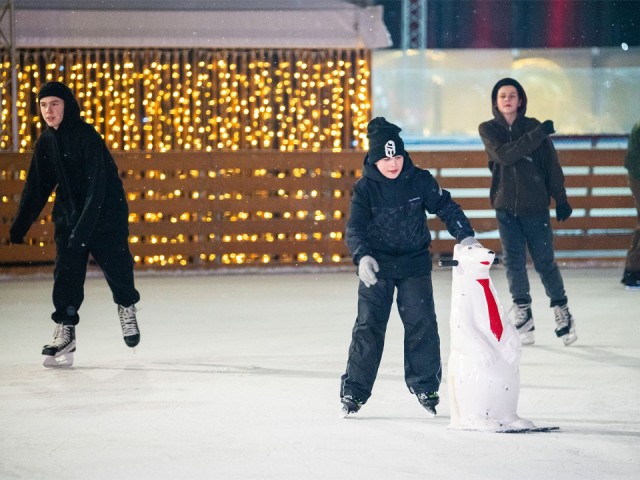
358;255;379;288
460;236;483;248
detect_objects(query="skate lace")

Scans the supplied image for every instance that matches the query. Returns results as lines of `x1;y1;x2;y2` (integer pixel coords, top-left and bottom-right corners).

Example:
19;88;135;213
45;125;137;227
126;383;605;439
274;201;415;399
510;303;531;327
342;395;362;407
417;392;439;403
553;304;572;329
51;324;73;348
118;305;139;336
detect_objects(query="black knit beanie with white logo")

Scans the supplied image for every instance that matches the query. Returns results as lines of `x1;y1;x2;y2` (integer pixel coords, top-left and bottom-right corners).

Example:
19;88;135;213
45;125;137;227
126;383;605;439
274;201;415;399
366;117;405;164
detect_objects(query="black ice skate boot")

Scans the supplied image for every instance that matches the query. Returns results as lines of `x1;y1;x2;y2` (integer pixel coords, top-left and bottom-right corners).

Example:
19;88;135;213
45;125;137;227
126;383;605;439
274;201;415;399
416;391;439;417
553;304;577;346
341;395;363;417
42;323;76;368
118;304;140;347
622;270;640;291
512;302;535;346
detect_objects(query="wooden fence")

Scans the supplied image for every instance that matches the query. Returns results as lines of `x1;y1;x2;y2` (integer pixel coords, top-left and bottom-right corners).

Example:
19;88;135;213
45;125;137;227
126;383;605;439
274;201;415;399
0;149;634;272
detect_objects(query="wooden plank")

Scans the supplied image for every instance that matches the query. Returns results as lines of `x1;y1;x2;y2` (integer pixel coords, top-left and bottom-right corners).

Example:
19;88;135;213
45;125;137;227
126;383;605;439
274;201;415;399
564;175;630;188
0;245;56;263
130;240;351;259
557;149;626;167
569;196;635;209
554;235;630;250
126;219;347;237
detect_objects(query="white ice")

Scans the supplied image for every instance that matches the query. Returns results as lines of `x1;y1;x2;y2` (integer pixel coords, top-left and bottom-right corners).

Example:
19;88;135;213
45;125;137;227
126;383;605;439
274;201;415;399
1;267;639;479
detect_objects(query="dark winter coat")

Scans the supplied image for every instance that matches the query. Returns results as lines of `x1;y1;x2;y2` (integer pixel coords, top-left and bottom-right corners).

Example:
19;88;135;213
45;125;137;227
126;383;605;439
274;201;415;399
478;92;567;216
10;90;129;248
625;120;640;180
346;153;475;279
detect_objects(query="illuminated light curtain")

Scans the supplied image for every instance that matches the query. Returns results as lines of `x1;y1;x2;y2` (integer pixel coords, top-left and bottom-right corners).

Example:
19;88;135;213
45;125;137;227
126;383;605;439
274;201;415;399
0;48;371;153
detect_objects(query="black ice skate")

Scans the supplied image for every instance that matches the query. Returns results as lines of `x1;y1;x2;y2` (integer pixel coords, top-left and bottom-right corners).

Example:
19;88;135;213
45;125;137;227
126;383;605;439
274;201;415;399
341;395;363;417
621;269;640;291
118;304;140;347
42;324;76;368
512;303;535;346
553;304;577;346
416;391;439;417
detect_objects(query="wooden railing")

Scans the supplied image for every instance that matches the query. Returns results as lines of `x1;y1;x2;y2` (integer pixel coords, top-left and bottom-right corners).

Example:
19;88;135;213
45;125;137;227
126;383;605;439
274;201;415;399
0;149;633;271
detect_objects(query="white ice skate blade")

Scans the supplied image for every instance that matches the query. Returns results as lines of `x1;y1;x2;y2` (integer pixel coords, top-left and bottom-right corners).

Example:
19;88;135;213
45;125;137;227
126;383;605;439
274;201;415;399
519;331;535;345
562;332;578;346
43;352;74;368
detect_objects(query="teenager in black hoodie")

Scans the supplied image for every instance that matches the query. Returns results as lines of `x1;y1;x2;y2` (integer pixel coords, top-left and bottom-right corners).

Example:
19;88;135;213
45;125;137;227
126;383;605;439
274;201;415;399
9;82;141;367
340;117;480;416
478;77;577;347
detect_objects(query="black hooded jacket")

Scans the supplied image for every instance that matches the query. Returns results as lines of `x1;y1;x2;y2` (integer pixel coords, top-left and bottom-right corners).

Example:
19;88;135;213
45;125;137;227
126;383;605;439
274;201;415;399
10;84;129;248
478;80;567;216
346;153;475;279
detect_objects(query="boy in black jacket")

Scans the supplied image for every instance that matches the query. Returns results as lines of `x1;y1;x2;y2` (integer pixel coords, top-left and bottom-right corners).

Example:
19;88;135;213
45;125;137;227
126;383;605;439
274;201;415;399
340;117;480;416
478;77;577;347
9;82;141;367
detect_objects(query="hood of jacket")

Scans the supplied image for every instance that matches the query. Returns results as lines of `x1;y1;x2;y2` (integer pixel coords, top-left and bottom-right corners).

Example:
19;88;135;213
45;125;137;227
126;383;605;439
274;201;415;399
490;77;528;126
38;81;82;134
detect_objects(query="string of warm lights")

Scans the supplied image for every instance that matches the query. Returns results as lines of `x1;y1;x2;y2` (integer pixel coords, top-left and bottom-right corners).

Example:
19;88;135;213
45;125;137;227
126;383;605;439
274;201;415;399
0;48;369;268
0;48;372;153
115;156;353;267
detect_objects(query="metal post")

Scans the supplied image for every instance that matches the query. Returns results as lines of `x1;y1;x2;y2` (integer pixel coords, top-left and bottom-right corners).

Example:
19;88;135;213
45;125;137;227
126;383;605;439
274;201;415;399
401;0;427;51
0;0;18;151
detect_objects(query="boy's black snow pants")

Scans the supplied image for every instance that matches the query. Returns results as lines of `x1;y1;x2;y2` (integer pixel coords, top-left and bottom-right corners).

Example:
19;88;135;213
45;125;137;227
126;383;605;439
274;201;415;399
340;273;442;403
51;230;140;325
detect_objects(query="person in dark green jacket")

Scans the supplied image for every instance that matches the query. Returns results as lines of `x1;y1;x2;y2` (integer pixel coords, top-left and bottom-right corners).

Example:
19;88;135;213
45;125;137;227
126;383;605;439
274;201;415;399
479;77;577;347
622;120;640;290
340;117;481;417
9;82;141;367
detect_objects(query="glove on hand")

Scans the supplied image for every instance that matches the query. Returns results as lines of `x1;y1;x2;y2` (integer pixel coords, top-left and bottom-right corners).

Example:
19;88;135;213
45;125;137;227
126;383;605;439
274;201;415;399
460;236;483;248
556;201;573;222
358;255;379;288
541;120;555;135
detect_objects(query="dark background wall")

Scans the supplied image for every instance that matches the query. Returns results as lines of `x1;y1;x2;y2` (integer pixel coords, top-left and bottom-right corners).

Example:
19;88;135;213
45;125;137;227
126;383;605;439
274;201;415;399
376;0;640;49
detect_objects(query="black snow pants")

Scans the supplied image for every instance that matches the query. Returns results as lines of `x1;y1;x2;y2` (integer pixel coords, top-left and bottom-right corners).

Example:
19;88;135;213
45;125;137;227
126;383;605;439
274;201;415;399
51;229;140;325
340;273;442;403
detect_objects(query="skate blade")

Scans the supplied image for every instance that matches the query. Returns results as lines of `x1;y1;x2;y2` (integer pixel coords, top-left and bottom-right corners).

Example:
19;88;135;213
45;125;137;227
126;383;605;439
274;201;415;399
340;409;357;419
422;409;437;418
562;332;578;346
499;426;560;434
519;331;535;346
43;352;74;368
418;404;437;418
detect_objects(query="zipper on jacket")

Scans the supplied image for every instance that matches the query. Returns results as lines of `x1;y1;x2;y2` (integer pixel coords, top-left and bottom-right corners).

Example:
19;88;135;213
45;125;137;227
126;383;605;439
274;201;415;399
509;125;519;216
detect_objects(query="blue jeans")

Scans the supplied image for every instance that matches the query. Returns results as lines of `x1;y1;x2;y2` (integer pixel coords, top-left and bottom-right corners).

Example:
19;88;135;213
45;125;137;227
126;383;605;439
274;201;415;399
496;209;567;308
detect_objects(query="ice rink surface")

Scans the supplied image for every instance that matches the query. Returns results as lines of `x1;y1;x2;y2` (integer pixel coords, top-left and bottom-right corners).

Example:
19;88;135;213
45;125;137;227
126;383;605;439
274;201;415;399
0;267;638;480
